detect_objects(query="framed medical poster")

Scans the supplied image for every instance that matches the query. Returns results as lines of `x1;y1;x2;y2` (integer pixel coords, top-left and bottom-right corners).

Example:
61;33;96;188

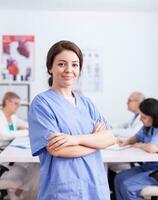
76;48;103;92
0;35;35;82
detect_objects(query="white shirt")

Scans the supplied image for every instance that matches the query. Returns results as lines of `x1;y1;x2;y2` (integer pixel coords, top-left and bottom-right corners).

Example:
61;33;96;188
0;110;28;148
112;114;143;138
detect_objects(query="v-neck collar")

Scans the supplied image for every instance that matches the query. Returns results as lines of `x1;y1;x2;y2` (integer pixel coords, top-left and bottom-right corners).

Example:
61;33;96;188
48;88;78;108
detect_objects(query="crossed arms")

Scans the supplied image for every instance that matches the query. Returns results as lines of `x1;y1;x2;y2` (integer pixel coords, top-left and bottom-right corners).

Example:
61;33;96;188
46;122;116;158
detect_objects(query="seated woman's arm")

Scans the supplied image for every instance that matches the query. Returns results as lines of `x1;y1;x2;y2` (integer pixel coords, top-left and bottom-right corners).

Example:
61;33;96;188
132;143;158;153
118;136;138;146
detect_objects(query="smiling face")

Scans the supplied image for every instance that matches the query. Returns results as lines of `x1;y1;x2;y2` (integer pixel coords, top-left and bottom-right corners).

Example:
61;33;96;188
140;111;153;127
49;50;80;89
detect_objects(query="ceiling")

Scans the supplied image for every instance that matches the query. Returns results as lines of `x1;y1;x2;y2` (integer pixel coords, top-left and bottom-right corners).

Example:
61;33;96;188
0;0;158;11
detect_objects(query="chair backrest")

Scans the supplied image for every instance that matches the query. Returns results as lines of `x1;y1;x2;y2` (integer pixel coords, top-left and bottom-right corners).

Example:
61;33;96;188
0;164;27;190
0;163;39;200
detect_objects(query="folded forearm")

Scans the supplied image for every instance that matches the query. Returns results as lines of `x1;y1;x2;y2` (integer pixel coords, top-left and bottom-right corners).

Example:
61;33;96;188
47;145;96;158
77;131;116;149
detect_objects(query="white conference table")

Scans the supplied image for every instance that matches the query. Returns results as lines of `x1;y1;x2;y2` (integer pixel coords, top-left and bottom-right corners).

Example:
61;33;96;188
0;137;158;163
101;147;158;163
0;137;39;163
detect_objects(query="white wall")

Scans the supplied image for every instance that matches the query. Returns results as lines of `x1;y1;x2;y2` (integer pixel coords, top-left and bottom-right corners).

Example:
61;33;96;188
0;10;158;123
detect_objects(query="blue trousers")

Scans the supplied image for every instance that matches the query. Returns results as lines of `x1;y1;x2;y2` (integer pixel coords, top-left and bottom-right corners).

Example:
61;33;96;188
114;166;157;200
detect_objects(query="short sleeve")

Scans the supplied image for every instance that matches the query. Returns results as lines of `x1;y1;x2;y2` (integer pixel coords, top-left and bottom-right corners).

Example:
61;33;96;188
28;95;60;156
135;127;144;142
150;129;158;146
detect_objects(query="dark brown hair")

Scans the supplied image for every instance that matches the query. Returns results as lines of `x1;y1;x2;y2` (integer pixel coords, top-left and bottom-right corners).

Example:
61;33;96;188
2;92;20;107
139;98;158;135
140;98;158;128
46;40;83;86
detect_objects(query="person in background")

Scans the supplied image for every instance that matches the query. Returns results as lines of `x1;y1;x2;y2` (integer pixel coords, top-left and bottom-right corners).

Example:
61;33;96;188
0;91;28;149
112;91;145;138
29;40;116;200
115;98;158;200
0;91;35;200
108;91;145;198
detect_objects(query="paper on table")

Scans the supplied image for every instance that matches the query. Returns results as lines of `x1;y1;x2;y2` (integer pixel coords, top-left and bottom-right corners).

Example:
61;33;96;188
11;143;30;149
106;144;131;151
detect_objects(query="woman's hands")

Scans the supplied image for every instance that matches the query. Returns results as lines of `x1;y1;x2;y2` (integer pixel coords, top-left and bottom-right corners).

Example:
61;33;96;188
117;136;138;147
47;133;79;151
92;122;106;133
47;122;106;151
117;139;129;146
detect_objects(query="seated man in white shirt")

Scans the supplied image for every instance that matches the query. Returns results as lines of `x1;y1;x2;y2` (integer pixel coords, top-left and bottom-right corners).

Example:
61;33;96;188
112;91;145;138
0;91;28;149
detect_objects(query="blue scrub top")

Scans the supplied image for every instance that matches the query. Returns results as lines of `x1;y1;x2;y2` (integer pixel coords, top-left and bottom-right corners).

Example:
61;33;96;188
136;127;158;171
29;89;110;200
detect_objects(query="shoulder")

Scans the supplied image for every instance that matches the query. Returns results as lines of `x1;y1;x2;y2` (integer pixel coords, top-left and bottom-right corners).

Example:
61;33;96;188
31;89;52;106
29;90;55;116
29;89;60;117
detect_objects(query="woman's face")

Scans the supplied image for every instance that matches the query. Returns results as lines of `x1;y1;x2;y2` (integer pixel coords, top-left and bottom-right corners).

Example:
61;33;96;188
49;50;80;88
140;112;153;127
6;98;20;114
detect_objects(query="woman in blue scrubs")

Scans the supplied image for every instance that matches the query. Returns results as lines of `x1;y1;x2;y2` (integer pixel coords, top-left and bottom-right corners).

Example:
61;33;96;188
29;40;116;200
115;98;158;200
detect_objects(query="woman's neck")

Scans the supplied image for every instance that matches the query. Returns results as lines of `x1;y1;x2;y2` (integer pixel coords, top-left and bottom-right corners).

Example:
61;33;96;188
51;86;73;98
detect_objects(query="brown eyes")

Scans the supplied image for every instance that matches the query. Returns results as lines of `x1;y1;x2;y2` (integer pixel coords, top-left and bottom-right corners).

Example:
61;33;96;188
58;63;79;68
58;63;65;67
72;64;79;68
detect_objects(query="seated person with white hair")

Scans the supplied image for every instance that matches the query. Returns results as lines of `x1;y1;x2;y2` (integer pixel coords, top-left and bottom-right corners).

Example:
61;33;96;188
112;91;145;138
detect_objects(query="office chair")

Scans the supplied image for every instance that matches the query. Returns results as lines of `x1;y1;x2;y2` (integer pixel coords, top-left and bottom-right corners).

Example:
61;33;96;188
0;165;9;200
0;163;39;200
0;164;27;200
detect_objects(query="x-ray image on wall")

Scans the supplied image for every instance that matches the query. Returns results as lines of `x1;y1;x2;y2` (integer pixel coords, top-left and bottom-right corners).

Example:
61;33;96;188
77;48;103;92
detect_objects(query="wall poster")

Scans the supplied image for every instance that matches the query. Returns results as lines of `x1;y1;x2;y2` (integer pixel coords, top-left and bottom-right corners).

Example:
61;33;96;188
76;48;103;92
1;35;34;82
